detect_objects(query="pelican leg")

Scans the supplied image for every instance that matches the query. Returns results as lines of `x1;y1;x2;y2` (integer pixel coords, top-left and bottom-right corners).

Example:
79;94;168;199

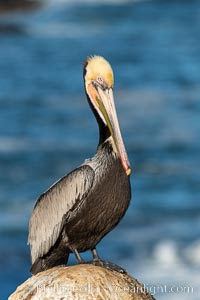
73;248;85;264
92;247;101;262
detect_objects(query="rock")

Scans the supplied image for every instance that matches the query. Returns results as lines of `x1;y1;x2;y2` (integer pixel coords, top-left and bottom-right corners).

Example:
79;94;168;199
0;0;41;14
9;263;156;300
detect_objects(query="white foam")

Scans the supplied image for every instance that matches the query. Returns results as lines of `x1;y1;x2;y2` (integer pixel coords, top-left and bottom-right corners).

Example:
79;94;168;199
184;240;200;266
153;240;181;266
124;260;199;300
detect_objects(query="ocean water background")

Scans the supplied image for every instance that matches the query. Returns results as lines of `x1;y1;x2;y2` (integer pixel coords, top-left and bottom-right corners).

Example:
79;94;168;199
0;0;199;299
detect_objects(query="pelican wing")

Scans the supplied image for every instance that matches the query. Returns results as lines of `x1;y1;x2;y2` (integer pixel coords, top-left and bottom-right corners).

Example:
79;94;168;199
28;165;94;264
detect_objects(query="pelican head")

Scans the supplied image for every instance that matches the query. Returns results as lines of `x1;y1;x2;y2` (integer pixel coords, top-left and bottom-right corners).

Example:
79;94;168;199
84;55;131;176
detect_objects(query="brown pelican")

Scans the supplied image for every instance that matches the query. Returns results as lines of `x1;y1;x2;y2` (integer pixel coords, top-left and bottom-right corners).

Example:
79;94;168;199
28;56;131;275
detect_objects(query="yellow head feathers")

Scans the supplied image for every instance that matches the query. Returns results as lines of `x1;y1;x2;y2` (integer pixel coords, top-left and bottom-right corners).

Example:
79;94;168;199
84;56;114;89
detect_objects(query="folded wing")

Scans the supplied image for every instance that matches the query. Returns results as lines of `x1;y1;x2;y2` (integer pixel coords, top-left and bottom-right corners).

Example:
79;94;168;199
28;165;94;264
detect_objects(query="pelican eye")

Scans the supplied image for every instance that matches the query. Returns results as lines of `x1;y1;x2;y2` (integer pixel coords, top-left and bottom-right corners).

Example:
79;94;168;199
96;76;107;90
97;76;103;84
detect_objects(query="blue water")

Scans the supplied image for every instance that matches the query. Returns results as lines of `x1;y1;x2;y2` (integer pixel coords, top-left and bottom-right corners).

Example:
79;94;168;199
0;1;200;299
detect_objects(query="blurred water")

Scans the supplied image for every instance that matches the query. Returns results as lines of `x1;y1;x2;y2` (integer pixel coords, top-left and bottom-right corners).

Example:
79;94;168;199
0;0;200;299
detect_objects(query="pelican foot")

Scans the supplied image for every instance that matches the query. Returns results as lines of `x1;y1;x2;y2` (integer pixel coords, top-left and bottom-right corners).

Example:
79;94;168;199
91;259;127;274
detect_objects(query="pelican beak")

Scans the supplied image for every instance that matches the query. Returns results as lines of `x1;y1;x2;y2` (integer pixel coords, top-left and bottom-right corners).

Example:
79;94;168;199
87;82;131;176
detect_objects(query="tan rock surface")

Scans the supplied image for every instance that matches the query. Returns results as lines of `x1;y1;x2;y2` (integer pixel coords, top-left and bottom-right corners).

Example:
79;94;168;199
9;264;156;300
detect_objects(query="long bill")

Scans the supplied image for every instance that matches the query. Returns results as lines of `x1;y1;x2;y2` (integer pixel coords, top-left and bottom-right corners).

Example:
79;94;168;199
95;86;131;176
